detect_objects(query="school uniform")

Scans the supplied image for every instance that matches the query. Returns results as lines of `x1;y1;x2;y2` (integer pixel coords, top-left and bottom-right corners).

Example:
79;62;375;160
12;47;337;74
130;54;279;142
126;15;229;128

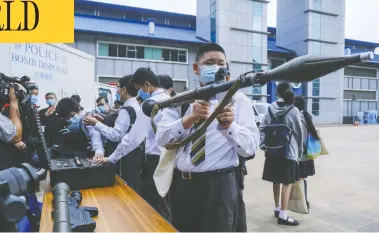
298;112;316;179
156;91;260;232
260;100;303;185
95;97;143;193
109;89;172;222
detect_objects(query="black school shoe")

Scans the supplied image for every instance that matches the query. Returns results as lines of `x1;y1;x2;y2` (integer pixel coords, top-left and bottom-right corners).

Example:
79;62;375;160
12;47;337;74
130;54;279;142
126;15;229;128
277;217;300;226
274;210;280;218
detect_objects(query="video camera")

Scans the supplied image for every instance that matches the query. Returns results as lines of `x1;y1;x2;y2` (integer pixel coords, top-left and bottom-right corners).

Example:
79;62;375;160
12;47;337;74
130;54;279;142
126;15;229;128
0;73;38;106
0;163;42;232
0;72;50;170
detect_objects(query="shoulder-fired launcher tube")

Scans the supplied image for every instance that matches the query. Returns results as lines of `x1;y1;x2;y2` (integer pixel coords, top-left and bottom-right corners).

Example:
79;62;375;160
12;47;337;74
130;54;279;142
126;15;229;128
142;52;373;117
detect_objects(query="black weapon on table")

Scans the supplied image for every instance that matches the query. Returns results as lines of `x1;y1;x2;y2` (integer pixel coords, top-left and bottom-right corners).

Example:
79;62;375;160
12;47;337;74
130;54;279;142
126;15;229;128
142;52;374;116
141;52;373;150
52;182;98;232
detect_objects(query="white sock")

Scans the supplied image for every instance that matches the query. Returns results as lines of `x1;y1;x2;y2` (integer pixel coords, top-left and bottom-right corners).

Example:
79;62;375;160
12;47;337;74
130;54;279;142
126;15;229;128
274;207;281;211
279;210;295;222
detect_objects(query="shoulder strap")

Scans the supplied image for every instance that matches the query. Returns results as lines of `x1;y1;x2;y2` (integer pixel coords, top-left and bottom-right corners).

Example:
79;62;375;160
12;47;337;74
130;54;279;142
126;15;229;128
121;106;137;133
283;106;294;117
268;107;276;122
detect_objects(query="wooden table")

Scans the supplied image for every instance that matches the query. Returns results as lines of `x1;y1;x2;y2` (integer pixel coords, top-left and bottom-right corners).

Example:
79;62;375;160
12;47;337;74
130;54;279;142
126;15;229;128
39;174;177;232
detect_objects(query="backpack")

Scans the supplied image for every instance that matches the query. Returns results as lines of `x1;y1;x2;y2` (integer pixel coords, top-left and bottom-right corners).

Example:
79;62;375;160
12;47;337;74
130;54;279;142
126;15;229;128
261;106;294;158
180;103;255;161
103;106;137;156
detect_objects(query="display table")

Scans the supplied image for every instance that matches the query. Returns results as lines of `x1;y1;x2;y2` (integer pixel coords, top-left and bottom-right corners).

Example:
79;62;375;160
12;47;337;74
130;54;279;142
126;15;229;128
39;174;177;232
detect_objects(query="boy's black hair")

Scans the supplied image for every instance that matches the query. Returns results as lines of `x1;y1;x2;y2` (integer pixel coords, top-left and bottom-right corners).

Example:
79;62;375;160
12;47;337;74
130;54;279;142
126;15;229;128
195;43;226;62
96;97;109;104
158;75;173;89
119;74;138;97
56;98;81;119
45;92;56;98
71;94;81;103
132;67;160;87
158;74;176;97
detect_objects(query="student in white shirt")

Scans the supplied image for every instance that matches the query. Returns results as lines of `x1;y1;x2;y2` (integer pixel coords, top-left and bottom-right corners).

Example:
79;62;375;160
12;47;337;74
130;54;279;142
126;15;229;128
94;68;172;222
84;75;143;193
155;43;260;232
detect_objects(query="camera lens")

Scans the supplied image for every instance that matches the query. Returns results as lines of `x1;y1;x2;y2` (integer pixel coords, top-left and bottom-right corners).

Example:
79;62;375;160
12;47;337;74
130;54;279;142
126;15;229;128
0;163;40;197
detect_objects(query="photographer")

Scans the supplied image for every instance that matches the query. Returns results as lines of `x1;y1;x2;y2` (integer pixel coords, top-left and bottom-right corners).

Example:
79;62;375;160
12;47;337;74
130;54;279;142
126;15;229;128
0;84;24;170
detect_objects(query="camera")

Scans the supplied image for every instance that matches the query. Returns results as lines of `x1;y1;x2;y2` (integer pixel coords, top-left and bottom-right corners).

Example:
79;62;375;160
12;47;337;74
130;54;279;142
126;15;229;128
0;163;42;231
0;73;38;106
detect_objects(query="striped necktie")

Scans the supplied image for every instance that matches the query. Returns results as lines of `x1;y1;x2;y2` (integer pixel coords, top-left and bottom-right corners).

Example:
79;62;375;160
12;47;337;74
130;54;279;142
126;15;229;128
190;121;206;166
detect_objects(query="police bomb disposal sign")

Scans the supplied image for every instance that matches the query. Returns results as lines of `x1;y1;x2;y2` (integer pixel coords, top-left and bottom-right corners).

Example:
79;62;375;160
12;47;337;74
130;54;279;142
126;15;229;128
11;43;69;80
0;0;74;42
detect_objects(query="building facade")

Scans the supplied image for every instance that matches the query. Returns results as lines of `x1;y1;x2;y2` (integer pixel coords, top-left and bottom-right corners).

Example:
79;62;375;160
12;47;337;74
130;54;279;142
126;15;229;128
70;0;379;124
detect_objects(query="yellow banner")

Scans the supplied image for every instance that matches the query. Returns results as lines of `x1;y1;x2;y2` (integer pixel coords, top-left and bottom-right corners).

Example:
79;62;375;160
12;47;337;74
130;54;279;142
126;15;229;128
0;0;74;43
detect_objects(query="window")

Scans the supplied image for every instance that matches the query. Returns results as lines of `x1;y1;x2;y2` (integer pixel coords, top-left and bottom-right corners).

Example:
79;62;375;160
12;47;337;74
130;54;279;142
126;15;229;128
97;42;188;64
118;45;126;58
252;16;262;31
344;90;377;100
109;44;117;57
252;1;263;16
173;80;187;93
312;13;322;39
312;78;320;96
344;67;378;78
98;76;120;85
252;48;262;64
98;43;109;56
314;0;321;10
312;98;320;116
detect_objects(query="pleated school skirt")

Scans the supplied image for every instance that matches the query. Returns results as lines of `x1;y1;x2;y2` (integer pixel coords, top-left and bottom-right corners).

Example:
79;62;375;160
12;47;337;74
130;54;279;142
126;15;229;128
262;156;299;185
298;159;316;179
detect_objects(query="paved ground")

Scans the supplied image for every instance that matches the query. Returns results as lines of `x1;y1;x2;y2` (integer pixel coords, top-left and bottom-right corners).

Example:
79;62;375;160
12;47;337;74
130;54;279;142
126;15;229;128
37;125;379;231
244;125;379;232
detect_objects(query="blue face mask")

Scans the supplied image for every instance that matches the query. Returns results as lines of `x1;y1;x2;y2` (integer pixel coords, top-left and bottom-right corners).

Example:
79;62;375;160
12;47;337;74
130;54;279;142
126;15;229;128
138;89;151;101
67;116;82;133
199;64;222;85
98;105;107;114
30;95;39;105
115;93;121;101
46;99;55;106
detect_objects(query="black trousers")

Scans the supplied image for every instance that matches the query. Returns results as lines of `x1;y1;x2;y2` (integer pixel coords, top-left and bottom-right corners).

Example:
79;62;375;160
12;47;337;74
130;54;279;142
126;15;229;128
141;155;172;223
235;157;248;232
171;168;238;232
116;146;144;194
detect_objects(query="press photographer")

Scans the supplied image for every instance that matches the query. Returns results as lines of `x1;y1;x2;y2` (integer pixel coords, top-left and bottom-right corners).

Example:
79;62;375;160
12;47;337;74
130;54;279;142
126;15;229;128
0;81;26;171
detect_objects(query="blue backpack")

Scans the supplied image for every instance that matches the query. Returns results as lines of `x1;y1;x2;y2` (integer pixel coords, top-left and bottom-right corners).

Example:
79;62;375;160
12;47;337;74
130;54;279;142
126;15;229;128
262;106;294;158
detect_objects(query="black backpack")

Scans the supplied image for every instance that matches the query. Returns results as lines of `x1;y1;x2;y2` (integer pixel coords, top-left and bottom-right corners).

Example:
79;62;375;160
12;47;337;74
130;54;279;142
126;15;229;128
103;106;137;156
261;106;294;158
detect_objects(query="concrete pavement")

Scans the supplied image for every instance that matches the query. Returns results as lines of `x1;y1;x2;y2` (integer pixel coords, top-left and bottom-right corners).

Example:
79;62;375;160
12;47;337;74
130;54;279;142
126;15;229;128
244;125;379;232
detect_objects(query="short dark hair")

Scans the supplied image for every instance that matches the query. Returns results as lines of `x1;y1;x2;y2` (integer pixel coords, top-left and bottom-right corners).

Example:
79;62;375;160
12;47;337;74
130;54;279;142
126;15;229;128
56;98;81;119
45;92;56;98
158;75;173;90
195;43;226;62
119;75;138;97
71;94;81;103
30;87;38;91
96;97;109;104
276;82;294;105
132;67;160;87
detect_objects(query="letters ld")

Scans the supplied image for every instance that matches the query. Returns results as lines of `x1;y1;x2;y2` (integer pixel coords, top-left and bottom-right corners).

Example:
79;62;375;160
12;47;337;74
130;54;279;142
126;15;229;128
0;0;40;31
